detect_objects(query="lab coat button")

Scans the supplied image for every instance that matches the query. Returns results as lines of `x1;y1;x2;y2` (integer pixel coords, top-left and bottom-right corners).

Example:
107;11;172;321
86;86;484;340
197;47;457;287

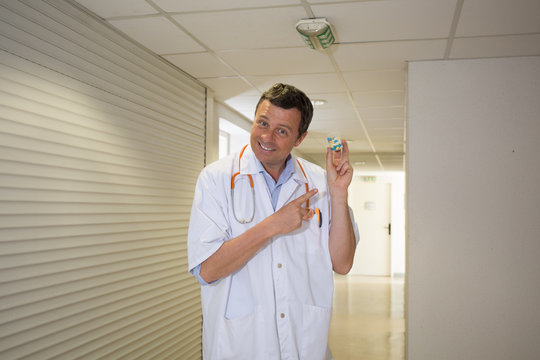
277;263;282;269
280;313;285;318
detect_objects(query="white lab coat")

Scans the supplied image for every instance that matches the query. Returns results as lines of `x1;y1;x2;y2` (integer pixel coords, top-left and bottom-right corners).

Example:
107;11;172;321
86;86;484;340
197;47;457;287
188;146;343;360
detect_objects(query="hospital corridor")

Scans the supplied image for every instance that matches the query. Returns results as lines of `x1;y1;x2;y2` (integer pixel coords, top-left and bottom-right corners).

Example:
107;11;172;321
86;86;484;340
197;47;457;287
329;275;405;360
2;1;539;359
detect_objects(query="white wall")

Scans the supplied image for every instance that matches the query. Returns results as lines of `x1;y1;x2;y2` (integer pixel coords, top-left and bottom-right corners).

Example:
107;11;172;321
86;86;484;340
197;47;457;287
407;56;540;360
212;101;253;161
219;118;251;158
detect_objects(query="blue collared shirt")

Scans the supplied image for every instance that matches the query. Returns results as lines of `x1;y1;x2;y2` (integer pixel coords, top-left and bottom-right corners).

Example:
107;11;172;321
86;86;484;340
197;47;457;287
257;155;295;210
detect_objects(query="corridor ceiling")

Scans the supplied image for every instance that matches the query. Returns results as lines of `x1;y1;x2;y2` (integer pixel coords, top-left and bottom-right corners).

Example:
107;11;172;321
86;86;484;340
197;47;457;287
72;0;540;171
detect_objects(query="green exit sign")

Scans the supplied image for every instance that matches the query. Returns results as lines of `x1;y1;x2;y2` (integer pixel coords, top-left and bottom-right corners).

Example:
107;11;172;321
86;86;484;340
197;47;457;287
362;176;376;182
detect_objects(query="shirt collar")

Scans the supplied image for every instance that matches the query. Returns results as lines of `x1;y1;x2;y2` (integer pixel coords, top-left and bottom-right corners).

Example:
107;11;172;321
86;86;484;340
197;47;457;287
255;154;295;186
240;145;306;185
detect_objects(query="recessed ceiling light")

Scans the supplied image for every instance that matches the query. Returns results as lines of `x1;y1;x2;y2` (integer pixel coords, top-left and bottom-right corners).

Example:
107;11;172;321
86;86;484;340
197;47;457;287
311;99;326;106
354;161;366;166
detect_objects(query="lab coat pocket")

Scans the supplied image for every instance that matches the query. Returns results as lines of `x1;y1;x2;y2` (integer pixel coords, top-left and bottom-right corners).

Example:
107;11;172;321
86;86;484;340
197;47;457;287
300;304;332;360
294;217;324;254
219;307;261;359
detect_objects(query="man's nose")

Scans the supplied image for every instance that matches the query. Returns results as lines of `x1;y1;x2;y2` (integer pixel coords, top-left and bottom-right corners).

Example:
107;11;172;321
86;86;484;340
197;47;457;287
261;129;274;141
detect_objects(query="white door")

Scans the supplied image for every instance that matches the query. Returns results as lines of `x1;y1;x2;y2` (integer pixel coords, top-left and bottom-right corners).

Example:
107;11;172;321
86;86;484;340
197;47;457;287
349;178;391;276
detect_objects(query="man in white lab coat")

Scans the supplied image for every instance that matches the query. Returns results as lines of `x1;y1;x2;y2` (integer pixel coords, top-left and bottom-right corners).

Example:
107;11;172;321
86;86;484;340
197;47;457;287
188;83;358;359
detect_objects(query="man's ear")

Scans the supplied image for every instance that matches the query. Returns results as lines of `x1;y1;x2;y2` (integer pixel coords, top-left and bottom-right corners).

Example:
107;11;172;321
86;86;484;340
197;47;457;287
294;131;308;147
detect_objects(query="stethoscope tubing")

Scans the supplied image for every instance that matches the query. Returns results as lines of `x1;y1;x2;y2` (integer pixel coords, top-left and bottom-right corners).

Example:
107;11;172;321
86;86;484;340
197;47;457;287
231;145;321;227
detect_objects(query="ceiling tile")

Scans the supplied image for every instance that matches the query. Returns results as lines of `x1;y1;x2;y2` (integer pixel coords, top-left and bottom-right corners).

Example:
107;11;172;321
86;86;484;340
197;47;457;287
450;34;540;59
373;142;404;152
247;73;346;94
345;139;374;153
352;158;385;172
323;124;369;140
353;91;405;108
307;0;368;3
364;118;404;128
370;136;404;145
108;17;204;54
217;47;335;76
172;7;309;50
378;159;405;171
333;40;447;71
296;136;327;152
371;135;404;144
74;0;157;17
312;0;456;42
309;92;355;116
163;52;236;78
359;106;405;120
153;0;300;12
369;128;404;137
344;70;405;92
201;77;256;102
310;114;361;134
456;0;540;37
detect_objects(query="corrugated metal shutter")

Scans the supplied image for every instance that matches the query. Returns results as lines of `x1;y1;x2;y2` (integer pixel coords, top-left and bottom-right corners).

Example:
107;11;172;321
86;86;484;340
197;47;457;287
0;0;204;359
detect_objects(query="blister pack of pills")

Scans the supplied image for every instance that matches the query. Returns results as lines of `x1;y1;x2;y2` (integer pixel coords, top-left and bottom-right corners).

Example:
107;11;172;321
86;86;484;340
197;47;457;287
327;134;342;151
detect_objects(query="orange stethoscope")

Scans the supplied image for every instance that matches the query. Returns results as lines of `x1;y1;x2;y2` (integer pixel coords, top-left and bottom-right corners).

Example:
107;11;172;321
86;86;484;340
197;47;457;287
231;145;321;227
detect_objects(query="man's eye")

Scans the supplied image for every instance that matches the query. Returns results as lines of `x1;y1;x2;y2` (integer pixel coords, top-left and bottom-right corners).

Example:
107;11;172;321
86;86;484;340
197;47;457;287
259;120;268;127
277;129;287;136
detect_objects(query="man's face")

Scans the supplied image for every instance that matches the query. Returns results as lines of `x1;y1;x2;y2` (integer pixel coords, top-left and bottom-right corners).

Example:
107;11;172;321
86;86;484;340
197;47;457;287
250;100;307;175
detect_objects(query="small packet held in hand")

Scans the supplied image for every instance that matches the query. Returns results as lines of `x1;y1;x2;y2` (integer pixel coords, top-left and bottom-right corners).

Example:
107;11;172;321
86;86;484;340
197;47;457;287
326;133;342;151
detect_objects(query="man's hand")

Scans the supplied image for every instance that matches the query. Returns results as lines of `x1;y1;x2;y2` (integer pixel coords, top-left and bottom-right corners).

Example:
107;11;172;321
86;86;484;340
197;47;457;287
269;188;318;235
326;139;353;198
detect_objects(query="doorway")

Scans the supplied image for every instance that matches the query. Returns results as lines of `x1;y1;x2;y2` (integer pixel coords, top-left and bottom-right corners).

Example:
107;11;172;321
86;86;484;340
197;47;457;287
348;172;405;277
350;179;391;276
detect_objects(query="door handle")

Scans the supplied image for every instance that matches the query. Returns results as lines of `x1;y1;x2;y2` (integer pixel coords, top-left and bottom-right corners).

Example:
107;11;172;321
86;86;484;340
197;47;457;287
384;223;391;235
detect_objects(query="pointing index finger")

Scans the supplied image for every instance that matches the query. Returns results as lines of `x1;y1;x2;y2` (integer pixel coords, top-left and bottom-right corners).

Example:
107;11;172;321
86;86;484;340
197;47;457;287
294;188;318;205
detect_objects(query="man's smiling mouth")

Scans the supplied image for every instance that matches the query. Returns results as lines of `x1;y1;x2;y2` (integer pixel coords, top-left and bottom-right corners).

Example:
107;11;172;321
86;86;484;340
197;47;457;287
259;142;275;151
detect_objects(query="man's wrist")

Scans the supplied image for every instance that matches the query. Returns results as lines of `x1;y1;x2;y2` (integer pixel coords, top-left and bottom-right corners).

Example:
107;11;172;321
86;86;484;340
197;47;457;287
330;189;348;203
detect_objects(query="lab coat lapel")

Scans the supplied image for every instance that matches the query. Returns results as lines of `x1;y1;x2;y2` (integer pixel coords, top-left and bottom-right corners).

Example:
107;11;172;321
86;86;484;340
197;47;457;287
238;145;259;176
276;155;306;210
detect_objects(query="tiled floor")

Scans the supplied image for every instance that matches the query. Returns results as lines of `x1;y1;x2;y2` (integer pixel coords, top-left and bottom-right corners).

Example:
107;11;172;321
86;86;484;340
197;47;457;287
328;275;405;360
